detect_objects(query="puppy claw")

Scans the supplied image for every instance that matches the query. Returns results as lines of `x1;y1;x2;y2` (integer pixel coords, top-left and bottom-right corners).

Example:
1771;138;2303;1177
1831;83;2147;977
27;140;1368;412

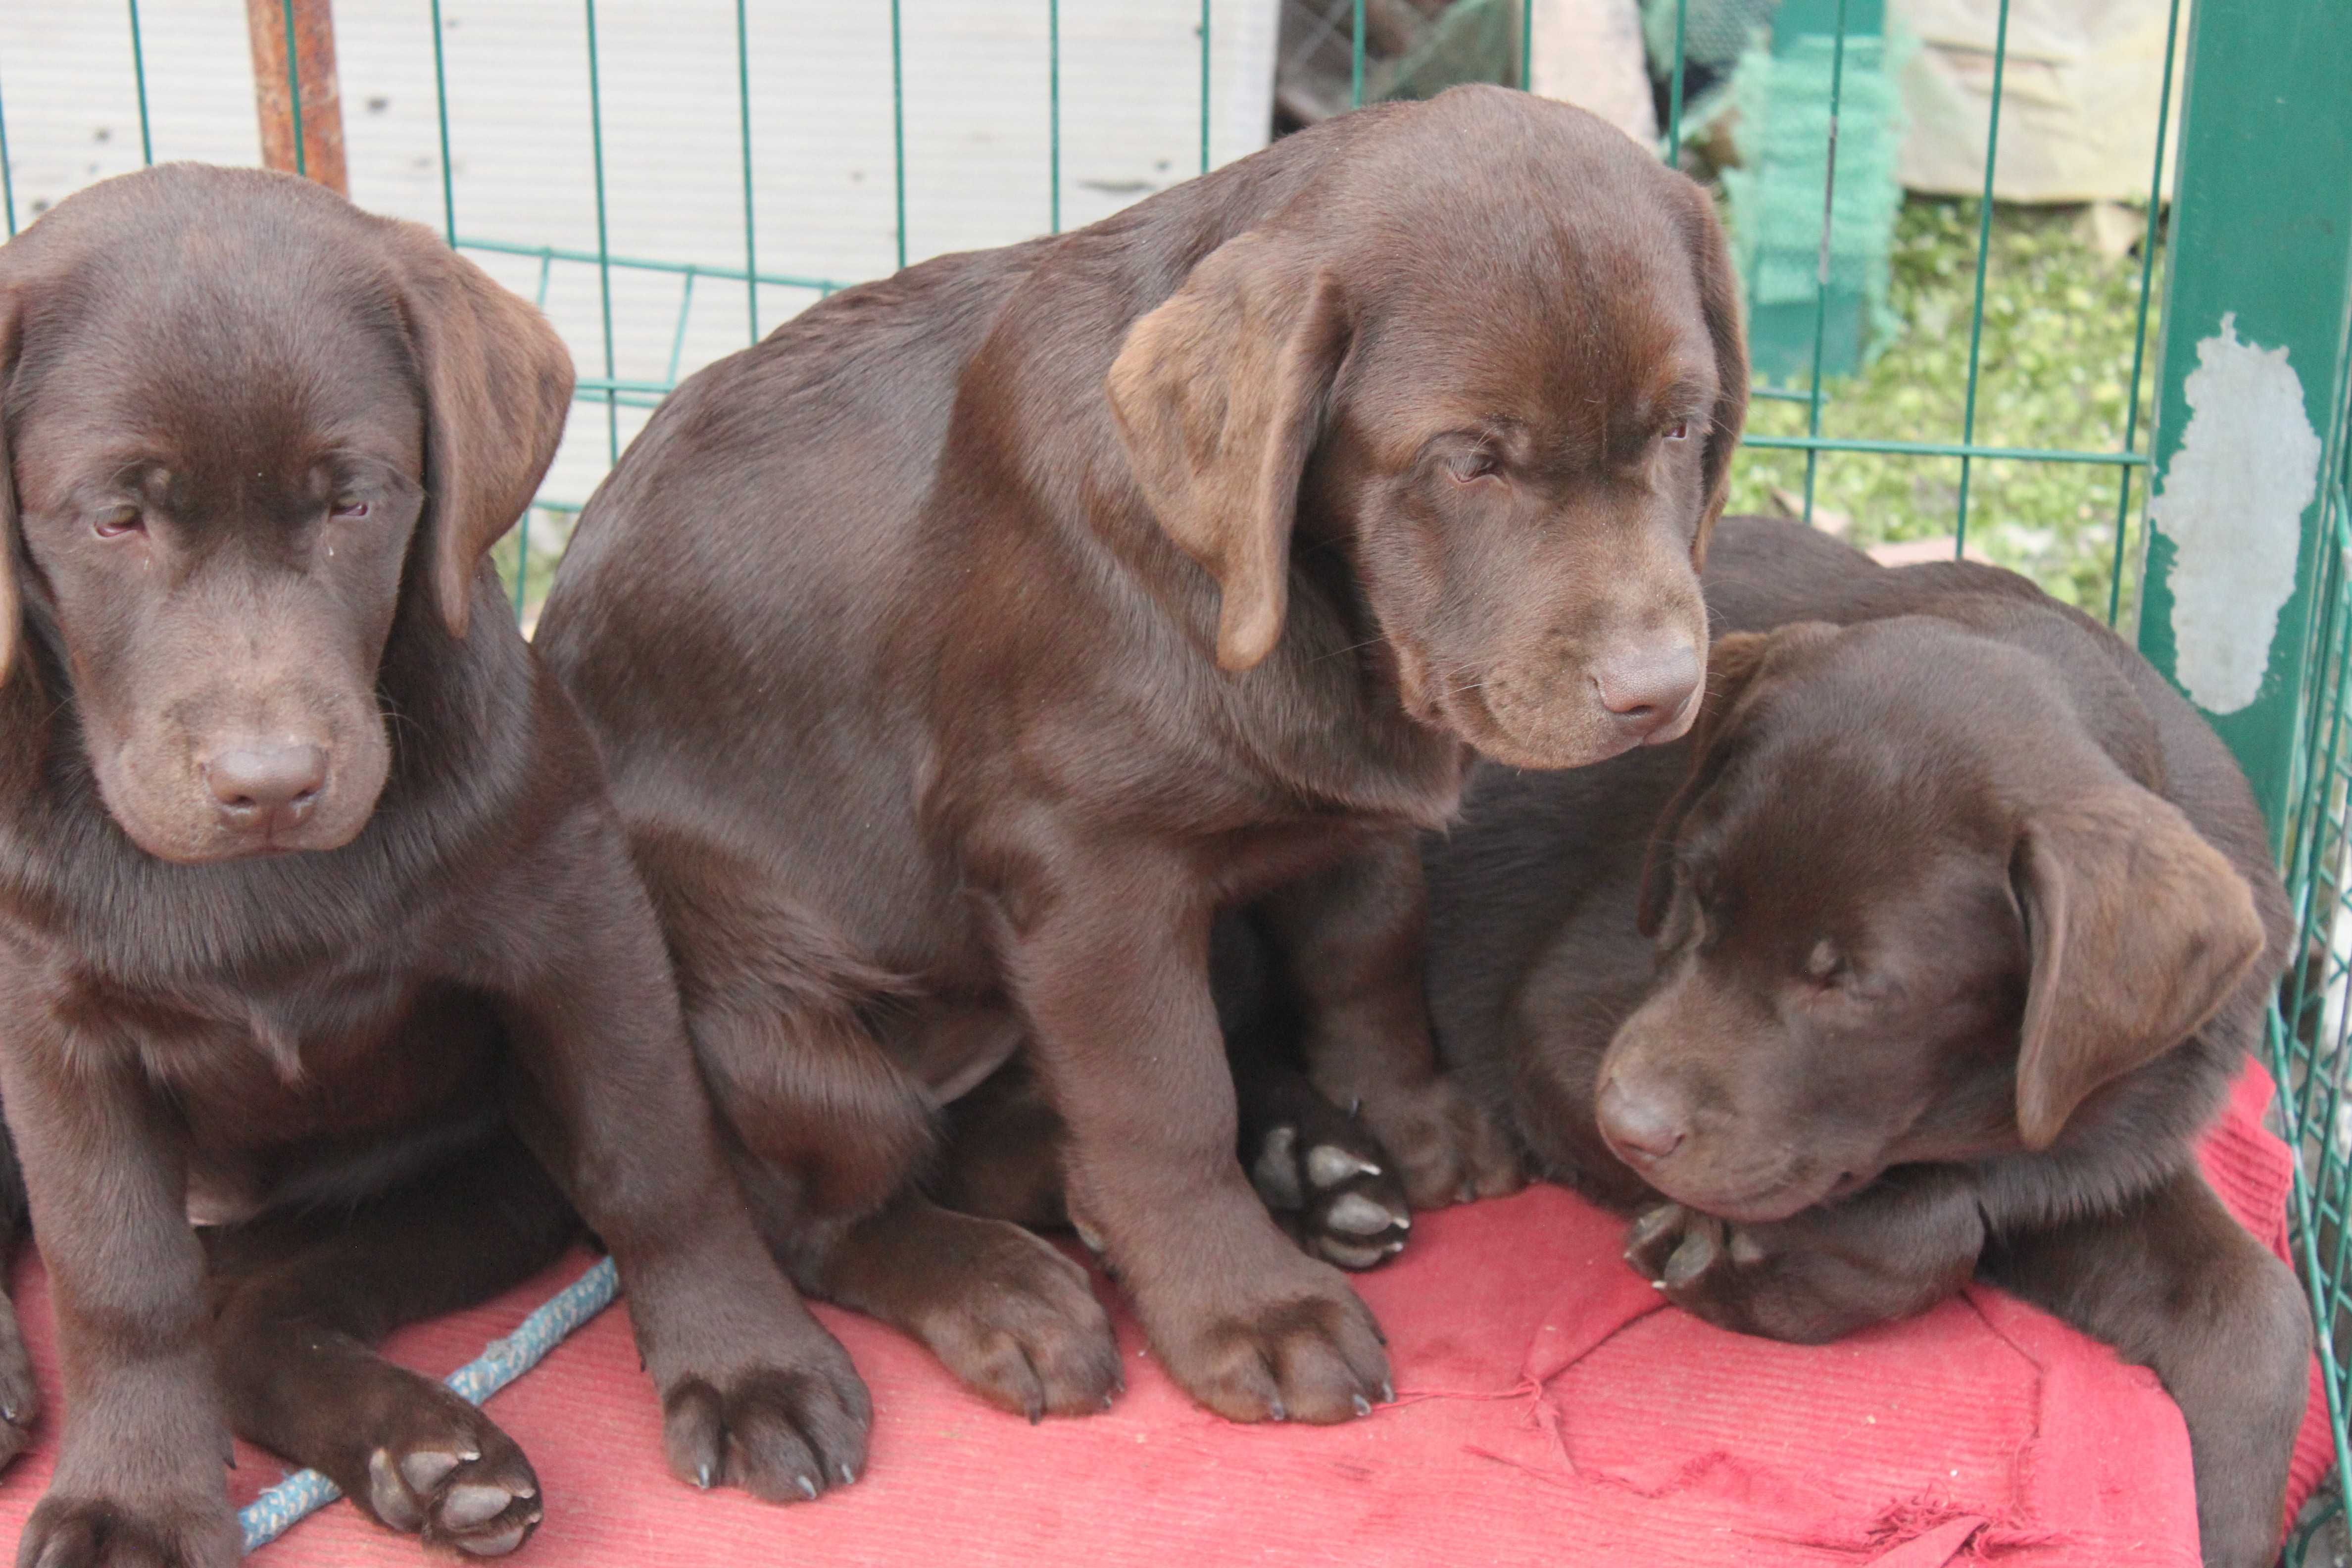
1352;1394;1372;1418
838;1462;857;1487
1663;1229;1718;1287
1627;1204;1684;1251
1380;1379;1395;1403
1306;1145;1382;1188
696;1461;714;1489
795;1474;819;1502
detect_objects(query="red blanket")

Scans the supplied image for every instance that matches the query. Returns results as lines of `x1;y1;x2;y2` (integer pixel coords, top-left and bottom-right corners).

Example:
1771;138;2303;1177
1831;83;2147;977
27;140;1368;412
0;1062;2331;1566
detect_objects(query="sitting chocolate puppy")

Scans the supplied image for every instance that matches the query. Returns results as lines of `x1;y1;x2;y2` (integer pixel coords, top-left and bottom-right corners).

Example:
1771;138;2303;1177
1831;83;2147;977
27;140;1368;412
535;85;1745;1426
1423;515;2311;1568
0;165;865;1567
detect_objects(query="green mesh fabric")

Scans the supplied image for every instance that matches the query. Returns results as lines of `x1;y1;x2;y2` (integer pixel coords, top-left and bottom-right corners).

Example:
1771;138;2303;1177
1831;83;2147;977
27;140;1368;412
1720;25;1911;356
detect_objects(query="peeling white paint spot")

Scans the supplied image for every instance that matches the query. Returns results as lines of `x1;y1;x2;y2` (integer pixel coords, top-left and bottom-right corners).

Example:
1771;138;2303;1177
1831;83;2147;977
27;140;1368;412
2148;313;2323;714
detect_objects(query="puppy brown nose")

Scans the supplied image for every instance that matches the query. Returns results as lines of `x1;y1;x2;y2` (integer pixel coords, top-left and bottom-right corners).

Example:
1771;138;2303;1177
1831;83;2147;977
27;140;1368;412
1597;1078;1687;1165
204;744;327;833
1593;644;1702;741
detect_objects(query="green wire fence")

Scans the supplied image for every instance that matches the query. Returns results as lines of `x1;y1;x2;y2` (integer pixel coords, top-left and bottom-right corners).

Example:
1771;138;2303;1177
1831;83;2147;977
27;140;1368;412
2;0;2351;1556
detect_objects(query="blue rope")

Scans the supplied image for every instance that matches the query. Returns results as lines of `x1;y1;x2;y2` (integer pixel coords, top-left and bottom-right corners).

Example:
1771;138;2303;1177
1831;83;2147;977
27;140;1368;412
238;1256;621;1553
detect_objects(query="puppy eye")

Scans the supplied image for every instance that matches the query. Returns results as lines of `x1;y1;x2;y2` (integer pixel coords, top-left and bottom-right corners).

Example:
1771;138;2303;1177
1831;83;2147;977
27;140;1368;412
1663;421;1691;442
330;497;371;520
1448;450;1500;484
94;506;143;539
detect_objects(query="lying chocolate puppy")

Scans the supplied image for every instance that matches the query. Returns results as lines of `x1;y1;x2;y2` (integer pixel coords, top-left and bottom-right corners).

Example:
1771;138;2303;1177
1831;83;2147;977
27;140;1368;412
1424;515;2310;1568
0;165;865;1567
535;84;1746;1426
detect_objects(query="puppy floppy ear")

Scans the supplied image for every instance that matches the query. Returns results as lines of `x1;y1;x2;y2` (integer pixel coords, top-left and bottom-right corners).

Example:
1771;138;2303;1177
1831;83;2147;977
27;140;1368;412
2009;790;2266;1150
391;225;575;638
1635;622;1836;935
1669;177;1747;571
1107;230;1351;673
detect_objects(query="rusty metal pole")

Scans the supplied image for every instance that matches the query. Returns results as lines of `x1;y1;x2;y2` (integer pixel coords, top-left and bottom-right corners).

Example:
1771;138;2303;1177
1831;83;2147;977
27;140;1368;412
245;0;348;194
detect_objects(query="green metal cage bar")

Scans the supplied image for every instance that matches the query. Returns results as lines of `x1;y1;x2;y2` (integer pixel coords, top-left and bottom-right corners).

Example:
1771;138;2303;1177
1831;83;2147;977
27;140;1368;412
278;0;307;181
2104;0;2182;626
124;0;152;166
735;0;759;339
1797;0;1853;521
1948;0;2011;554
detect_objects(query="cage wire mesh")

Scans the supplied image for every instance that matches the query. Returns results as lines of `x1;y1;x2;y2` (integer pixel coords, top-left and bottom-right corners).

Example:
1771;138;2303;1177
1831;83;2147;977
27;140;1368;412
1;0;2350;1554
2272;249;2352;1567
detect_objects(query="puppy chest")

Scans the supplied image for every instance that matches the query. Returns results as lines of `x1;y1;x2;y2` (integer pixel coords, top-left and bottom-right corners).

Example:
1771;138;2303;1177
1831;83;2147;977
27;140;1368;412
94;973;501;1137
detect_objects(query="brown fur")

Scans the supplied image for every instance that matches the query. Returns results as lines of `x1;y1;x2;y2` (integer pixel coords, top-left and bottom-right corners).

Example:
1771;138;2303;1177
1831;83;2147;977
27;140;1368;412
1422;515;2310;1568
0;165;869;1568
535;86;1747;1426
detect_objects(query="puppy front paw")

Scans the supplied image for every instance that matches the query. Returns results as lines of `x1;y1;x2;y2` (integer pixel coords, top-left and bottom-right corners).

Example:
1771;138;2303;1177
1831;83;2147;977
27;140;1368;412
1623;1203;1845;1343
1248;1107;1413;1272
0;1293;38;1471
1625;1203;1744;1317
661;1328;872;1504
17;1489;240;1568
356;1389;541;1557
1341;1075;1525;1211
1146;1255;1392;1425
904;1216;1122;1421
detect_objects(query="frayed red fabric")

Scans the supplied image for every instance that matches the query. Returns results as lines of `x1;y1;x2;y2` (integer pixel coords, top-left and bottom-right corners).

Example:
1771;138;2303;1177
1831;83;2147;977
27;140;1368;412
0;1060;2324;1566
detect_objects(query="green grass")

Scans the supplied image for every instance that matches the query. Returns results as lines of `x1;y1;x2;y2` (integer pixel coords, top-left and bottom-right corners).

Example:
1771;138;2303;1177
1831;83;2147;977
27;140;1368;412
1728;196;2166;621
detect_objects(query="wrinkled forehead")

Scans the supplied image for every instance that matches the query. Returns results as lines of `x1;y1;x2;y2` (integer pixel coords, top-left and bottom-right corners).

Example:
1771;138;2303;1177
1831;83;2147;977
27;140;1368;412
1688;703;2020;940
9;236;421;496
1333;194;1715;444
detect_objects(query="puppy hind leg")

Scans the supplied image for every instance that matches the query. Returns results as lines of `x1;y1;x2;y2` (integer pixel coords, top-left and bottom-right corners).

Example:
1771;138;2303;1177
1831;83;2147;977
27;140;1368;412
1983;1168;2311;1568
205;1132;578;1557
797;1188;1122;1424
695;1004;1120;1421
929;1059;1073;1233
0;1117;33;1467
1217;912;1416;1269
1232;1050;1413;1273
926;995;1415;1273
1255;839;1525;1211
689;993;938;1227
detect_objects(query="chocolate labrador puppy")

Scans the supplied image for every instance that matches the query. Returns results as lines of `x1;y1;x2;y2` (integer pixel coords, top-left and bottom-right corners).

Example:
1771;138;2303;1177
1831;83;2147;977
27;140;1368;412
1422;515;2310;1568
0;165;867;1568
535;84;1747;1425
